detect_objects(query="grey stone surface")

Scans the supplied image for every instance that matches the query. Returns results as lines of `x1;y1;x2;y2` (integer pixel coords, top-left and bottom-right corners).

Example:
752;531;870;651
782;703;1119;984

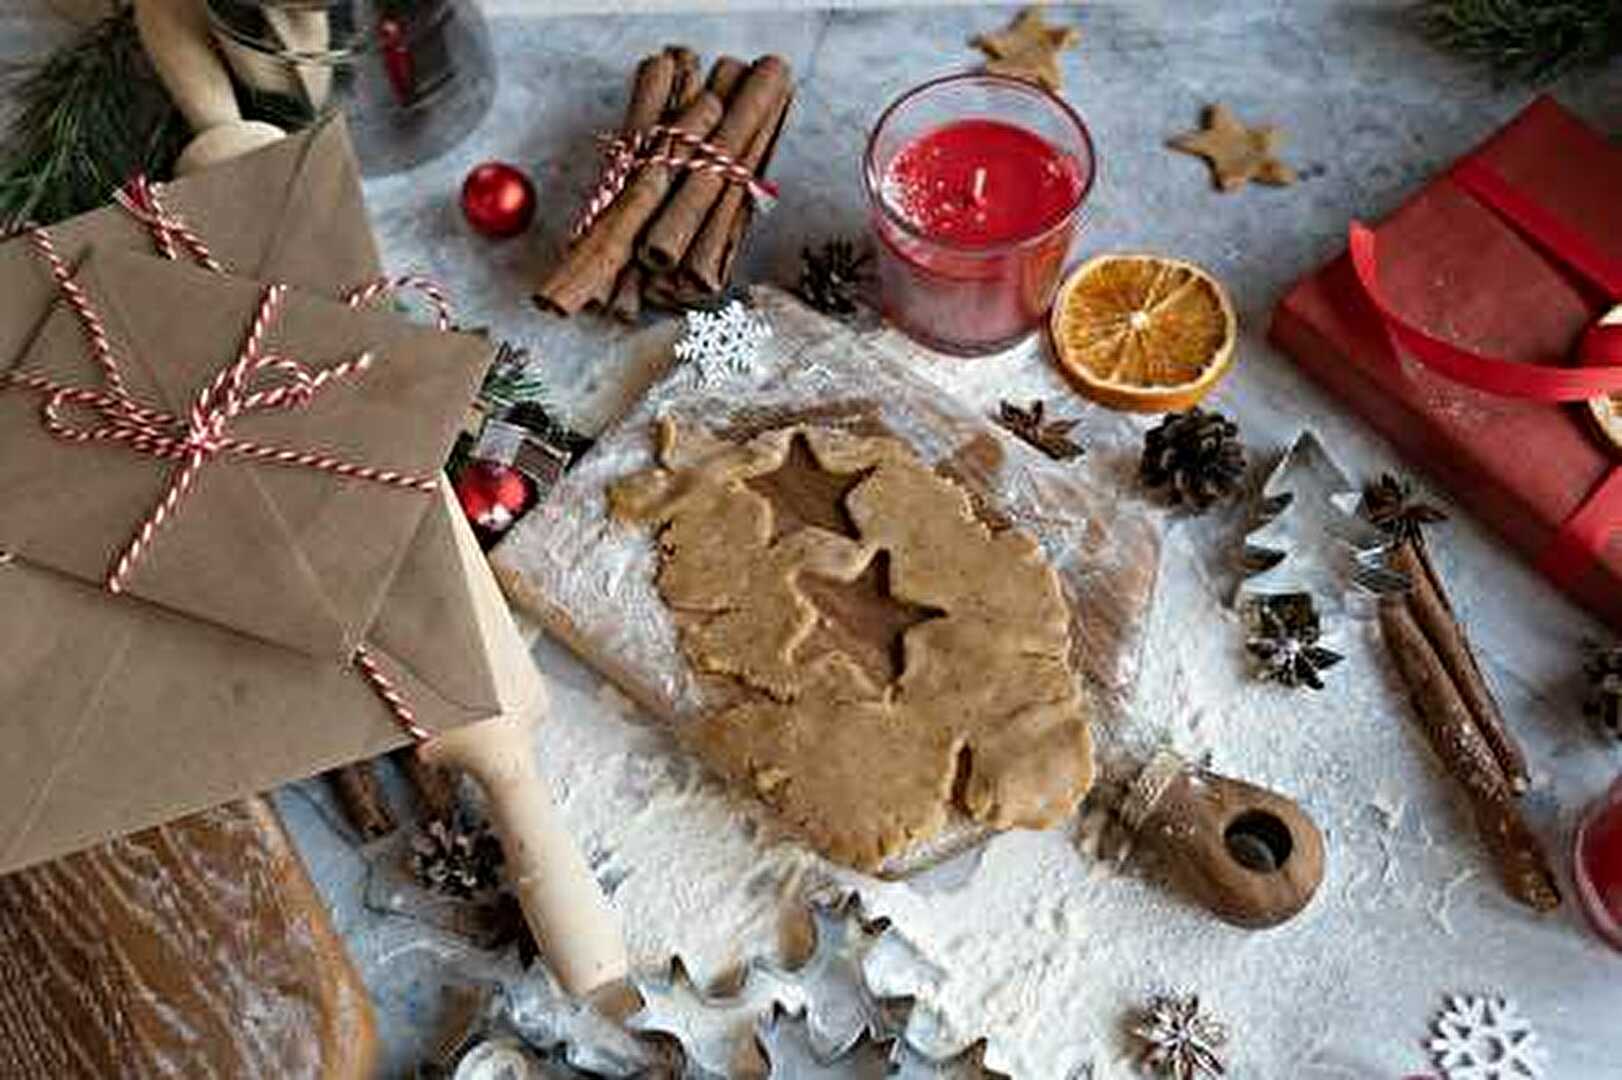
5;2;1622;1076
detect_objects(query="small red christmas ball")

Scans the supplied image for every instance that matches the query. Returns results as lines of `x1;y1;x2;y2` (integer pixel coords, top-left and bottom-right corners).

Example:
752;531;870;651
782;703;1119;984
460;162;536;239
453;460;533;535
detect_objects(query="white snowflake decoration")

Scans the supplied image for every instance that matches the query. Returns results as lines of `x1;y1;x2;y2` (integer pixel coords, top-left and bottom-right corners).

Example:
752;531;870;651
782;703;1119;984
1428;996;1546;1080
671;299;773;385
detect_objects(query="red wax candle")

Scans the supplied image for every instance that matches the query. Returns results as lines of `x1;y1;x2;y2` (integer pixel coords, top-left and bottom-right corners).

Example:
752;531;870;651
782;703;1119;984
865;74;1095;355
1575;774;1622;950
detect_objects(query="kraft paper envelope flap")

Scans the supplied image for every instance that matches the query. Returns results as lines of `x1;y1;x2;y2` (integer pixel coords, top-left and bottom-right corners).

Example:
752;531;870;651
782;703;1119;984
0;484;534;875
0;118;375;378
0;120;530;872
0;247;490;660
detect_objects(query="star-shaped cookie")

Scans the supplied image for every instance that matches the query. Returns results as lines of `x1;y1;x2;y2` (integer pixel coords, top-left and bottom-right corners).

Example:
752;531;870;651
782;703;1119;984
1169;104;1298;192
972;6;1079;92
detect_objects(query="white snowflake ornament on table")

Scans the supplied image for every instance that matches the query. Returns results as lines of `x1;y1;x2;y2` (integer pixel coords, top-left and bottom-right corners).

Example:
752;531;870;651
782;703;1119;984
672;298;773;385
1428;995;1546;1080
1130;993;1227;1080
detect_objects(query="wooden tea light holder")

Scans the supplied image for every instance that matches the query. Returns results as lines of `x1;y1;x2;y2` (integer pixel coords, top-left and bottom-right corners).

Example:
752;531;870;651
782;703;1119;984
1119;750;1325;929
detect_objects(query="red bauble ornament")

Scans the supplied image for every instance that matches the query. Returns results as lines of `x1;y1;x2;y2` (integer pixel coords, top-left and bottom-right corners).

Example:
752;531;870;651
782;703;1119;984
460;162;536;239
453;460;533;536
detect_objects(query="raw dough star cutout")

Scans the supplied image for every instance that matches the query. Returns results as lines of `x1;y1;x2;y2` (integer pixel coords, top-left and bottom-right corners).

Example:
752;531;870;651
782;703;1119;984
1168;103;1298;192
800;551;946;687
745;432;872;543
972;6;1079;91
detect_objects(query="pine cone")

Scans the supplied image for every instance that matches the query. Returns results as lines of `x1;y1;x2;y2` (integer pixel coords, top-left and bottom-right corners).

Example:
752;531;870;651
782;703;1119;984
797;238;872;317
1583;641;1622;741
410;812;505;899
1140;407;1246;512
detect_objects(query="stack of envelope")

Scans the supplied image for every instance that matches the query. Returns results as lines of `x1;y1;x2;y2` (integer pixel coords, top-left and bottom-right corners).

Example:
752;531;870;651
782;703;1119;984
0;118;540;874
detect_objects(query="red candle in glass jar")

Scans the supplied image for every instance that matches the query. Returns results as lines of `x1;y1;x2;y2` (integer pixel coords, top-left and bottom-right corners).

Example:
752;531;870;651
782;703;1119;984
865;73;1095;356
1575;774;1622;950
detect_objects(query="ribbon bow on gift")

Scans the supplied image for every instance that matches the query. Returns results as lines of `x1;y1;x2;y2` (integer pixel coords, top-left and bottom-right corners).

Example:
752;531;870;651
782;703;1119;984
1350;154;1622;592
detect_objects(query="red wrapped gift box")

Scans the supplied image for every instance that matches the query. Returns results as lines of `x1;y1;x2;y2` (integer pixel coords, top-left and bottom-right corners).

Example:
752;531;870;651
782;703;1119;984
1271;96;1622;628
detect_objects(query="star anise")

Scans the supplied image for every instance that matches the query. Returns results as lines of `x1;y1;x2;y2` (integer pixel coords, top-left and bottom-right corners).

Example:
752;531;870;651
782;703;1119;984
1132;992;1228;1080
995;399;1086;461
1245;592;1343;690
1362;472;1447;545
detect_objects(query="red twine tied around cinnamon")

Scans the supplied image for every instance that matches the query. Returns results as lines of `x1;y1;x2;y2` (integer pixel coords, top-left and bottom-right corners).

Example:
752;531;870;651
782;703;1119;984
2;177;458;742
570;124;780;241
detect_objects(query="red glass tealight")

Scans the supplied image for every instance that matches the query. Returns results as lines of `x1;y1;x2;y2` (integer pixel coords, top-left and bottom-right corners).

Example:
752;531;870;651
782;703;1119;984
1575;773;1622;950
864;72;1095;356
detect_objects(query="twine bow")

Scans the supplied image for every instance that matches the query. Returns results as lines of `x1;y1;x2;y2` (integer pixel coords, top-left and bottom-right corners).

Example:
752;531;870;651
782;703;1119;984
1;178;455;742
571;124;780;241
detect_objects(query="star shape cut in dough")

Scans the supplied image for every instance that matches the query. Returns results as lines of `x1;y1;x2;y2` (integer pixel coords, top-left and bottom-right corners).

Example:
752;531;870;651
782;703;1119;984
745;432;872;543
1168;103;1298;192
972;6;1079;91
800;551;945;687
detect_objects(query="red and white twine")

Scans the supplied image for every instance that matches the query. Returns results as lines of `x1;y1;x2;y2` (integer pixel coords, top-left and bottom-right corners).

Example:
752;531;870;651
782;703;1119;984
570;124;781;240
2;177;461;743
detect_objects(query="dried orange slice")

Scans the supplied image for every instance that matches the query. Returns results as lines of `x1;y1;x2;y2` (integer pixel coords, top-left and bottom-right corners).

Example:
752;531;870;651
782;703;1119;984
1585;305;1622;452
1050;253;1237;413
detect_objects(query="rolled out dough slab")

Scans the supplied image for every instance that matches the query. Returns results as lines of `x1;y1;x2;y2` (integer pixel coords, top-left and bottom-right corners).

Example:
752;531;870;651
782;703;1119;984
492;287;1161;872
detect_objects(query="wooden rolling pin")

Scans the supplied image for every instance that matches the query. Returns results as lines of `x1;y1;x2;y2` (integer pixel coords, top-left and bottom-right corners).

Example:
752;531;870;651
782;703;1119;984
423;709;630;997
432;486;630;998
133;0;286;174
1119;750;1325;928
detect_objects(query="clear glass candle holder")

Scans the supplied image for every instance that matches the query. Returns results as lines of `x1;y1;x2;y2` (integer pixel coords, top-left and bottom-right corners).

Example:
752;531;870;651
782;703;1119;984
863;72;1096;356
1575;772;1622;950
207;0;496;176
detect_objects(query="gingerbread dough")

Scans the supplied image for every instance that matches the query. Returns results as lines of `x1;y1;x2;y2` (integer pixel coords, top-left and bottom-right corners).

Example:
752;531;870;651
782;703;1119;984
609;420;1094;870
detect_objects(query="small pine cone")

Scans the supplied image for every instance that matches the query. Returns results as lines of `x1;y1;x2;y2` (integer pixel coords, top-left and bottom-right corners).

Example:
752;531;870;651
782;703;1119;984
1583;642;1622;741
797;238;871;317
1140;407;1246;513
410;812;506;899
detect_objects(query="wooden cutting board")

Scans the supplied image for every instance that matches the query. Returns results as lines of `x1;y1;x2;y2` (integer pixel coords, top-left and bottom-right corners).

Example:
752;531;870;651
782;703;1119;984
492;287;1161;871
0;796;375;1078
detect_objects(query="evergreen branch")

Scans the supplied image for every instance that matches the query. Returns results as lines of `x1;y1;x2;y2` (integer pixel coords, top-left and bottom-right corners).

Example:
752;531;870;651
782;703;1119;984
0;7;189;229
1418;0;1622;83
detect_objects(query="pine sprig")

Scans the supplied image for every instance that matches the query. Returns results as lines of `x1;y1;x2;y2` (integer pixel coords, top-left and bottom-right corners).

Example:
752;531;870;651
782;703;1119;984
1418;0;1622;84
0;7;188;230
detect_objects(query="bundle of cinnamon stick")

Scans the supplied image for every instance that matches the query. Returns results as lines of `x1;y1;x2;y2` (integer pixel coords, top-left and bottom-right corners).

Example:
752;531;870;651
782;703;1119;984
1369;479;1561;912
535;46;793;321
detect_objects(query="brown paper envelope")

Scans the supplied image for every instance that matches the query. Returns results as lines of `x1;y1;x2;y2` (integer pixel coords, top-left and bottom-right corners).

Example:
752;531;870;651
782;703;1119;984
0;119;537;874
0;248;489;660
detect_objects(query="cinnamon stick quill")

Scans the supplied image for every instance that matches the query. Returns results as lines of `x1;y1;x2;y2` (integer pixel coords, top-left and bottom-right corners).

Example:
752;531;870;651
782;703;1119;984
1379;599;1560;911
639;56;791;272
1389;540;1529;793
683;87;792;293
535;91;725;315
705;55;748;101
665;46;702;114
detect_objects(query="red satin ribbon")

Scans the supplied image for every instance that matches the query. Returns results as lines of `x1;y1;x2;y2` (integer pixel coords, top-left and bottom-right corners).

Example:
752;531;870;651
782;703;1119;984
1347;150;1622;590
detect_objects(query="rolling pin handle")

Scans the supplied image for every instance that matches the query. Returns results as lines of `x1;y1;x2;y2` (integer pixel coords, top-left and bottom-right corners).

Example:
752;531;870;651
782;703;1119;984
1121;750;1325;929
421;708;629;997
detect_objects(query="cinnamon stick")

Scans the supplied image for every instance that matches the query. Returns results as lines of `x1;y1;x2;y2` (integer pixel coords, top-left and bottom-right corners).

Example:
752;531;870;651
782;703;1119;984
1378;599;1560;910
534;90;725;315
1390;540;1529;794
395;748;458;823
639;56;792;272
665;46;702;115
705;55;748;101
682;87;792;293
327;761;395;840
622;50;678;136
607;264;644;323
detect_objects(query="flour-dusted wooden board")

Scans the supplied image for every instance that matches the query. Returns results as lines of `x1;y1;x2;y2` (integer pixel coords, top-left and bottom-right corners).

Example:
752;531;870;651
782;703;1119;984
493;287;1161;869
0;797;375;1078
